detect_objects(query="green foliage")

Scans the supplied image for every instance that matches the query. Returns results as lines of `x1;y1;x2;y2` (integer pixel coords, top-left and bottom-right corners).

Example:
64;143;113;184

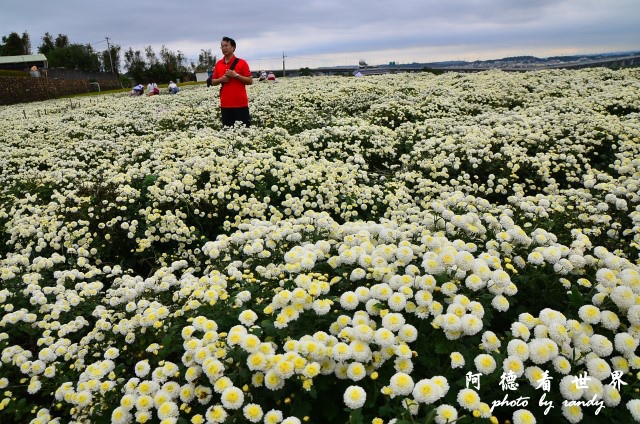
0;70;30;77
0;31;31;55
299;67;313;77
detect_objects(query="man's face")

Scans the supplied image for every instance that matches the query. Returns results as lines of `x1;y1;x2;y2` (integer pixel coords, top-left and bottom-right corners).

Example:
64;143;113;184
221;41;234;56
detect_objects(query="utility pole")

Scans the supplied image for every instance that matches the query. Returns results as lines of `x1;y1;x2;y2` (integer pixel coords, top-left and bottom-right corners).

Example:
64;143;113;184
282;52;286;77
105;36;115;74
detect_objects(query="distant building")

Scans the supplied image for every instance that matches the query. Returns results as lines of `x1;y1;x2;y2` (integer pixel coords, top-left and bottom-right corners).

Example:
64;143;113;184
0;54;48;72
195;72;211;83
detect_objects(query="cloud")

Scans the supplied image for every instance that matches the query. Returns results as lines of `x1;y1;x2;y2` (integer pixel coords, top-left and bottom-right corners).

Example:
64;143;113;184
1;0;638;68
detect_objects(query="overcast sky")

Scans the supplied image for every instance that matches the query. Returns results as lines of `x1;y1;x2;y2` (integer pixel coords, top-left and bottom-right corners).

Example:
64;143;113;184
2;0;639;70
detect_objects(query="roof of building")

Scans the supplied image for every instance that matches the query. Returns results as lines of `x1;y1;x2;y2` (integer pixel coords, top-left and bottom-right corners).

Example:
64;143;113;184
0;54;48;65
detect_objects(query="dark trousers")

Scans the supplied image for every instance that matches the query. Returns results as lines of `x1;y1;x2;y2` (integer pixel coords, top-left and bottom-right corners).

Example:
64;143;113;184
221;107;251;127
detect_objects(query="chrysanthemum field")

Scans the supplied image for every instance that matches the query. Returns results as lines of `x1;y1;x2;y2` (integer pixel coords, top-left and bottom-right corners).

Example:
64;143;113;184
1;68;639;424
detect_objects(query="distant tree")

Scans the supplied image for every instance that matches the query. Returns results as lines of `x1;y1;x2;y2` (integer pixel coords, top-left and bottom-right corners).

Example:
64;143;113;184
46;43;100;72
38;32;55;55
193;49;216;72
0;31;31;55
100;44;121;74
37;34;99;72
159;45;187;82
124;47;146;83
299;67;312;76
54;34;69;49
145;46;159;67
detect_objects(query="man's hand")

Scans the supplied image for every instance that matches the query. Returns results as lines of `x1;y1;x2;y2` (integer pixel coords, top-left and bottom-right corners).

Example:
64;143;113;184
224;70;238;79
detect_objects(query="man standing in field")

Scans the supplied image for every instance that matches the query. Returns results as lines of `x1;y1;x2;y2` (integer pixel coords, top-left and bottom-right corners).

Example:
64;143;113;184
211;36;253;127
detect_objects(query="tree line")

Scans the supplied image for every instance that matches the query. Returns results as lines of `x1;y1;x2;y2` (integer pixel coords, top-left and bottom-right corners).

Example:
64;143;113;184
0;31;217;84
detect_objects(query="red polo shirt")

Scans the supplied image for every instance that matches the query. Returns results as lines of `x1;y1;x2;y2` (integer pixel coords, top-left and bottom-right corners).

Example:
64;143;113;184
213;55;251;108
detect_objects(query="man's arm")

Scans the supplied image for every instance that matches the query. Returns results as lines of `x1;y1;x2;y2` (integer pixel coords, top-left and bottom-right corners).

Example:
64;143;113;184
224;69;253;85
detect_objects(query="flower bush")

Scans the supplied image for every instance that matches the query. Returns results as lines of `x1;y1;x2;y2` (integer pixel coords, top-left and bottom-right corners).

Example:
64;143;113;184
0;68;639;424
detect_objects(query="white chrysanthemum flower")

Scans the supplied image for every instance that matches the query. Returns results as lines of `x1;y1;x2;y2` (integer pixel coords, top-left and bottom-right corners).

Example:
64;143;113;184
350;268;367;281
347;362;367;382
539;308;567;326
441;313;462;332
398;323;418;343
389;372;414;397
388;292;407;311
528;338;558;364
590;334;613;357
627;305;640;326
511;322;531;341
583;377;604;401
343;385;366;409
153;389;172;408
542;246;562;264
503;355;525;377
466;301;485;318
179;384;196;403
422;253;444;274
274;359;295;379
394;343;412;360
397;245;415;263
104;347;120;360
457;388;481;411
610;356;629;372
220;386;244;410
135;360;151;378
559;375;584;400
474;354;497;374
628;399;640;421
312;299;332;315
465;273;486;291
450;352;465;369
434;404;458;424
561;403;583;423
264;409;284;424
481;331;501;351
239;309;258;326
600;310;620;331
578;305;601;325
603;385;621;407
382;312;406;332
411;378;443;404
586;357;611;380
431;375;450;397
512;409;536;424
524;366;546;388
460;314;483;335
339;291;359;310
111;406;132;424
332;342;352;362
527;251;545;265
395;357;414;374
135;394;153;410
264;370;284;390
507;339;530;361
596;268;618;287
157;401;179;420
553;356;572;375
241;334;262;353
243;403;264;423
615;332;639;356
206;404;228;423
374;328;396;347
491;295;510;312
